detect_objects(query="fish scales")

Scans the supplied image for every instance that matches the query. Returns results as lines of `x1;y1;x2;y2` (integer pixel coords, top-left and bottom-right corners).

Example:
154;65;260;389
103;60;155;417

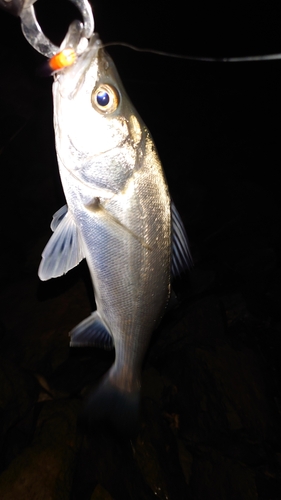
61;133;170;385
39;33;191;433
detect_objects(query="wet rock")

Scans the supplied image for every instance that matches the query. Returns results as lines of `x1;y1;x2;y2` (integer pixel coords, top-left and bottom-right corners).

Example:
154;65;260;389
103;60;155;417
188;343;273;437
0;357;38;471
190;447;258;500
0;274;90;375
91;484;114;500
72;430;157;500
256;460;281;499
148;295;226;365
134;398;190;500
0;399;80;499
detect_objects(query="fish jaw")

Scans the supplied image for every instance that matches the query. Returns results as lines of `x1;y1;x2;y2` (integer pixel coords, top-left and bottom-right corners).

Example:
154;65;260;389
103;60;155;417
53;34;145;182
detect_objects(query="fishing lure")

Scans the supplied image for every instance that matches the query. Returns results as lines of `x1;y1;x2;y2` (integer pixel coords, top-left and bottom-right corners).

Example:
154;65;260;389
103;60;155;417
48;48;77;71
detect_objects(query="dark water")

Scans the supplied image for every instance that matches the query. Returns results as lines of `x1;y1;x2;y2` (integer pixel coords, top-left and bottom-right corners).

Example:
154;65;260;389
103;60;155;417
0;2;281;499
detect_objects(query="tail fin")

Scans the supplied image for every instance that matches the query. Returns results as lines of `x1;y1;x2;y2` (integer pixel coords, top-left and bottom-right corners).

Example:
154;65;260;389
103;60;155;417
80;374;141;436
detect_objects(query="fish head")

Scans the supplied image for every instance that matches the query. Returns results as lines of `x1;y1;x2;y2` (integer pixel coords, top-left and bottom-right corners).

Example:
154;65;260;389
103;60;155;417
53;34;144;195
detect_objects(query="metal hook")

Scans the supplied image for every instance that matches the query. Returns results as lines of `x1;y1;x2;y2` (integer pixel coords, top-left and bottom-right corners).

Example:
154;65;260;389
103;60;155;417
0;0;35;17
20;0;94;58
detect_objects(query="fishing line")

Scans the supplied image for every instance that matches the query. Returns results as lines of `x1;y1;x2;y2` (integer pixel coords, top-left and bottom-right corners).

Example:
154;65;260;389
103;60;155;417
44;38;281;77
101;42;281;63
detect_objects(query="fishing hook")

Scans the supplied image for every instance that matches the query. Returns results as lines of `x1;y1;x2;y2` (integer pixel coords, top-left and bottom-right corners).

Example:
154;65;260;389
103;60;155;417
0;0;94;58
2;1;280;63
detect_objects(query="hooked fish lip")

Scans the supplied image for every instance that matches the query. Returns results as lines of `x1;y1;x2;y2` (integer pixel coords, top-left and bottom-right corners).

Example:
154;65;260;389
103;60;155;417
55;34;102;96
75;33;102;68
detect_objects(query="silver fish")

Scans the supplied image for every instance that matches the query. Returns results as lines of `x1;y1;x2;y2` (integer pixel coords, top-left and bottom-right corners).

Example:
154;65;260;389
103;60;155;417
38;34;192;433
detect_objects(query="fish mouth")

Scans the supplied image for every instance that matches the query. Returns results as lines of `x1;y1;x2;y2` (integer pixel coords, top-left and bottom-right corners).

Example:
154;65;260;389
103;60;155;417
55;33;103;98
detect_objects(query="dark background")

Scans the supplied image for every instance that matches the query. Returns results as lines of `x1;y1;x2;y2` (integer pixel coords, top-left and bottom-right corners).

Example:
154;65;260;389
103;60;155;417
0;1;281;499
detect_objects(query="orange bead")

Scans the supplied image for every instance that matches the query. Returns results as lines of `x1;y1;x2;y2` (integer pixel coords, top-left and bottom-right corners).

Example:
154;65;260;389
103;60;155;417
49;49;77;71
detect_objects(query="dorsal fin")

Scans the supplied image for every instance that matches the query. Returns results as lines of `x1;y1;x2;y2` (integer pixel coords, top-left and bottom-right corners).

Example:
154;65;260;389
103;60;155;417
171;201;193;278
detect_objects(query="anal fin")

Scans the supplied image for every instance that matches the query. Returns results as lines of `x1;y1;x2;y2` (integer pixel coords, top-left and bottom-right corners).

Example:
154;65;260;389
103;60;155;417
69;311;114;350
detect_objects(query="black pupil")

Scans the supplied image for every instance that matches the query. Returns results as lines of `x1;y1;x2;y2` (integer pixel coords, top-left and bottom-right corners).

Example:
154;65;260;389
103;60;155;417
97;90;110;107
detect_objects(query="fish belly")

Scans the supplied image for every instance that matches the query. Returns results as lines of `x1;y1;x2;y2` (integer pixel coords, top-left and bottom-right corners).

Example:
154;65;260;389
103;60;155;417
77;139;170;389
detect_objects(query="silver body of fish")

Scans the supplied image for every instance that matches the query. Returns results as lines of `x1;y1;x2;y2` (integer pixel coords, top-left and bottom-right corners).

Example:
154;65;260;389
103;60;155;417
38;34;191;433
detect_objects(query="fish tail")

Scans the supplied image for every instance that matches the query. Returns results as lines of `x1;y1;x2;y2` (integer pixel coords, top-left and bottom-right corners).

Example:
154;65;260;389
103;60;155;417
80;373;141;436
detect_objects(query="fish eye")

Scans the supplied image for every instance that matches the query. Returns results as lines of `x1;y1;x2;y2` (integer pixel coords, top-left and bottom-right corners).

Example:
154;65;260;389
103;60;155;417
91;84;119;114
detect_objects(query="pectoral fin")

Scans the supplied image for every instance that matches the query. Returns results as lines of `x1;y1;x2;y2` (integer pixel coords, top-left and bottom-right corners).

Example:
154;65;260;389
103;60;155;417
38;210;84;281
85;198;151;250
171;201;193;278
69;311;114;349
